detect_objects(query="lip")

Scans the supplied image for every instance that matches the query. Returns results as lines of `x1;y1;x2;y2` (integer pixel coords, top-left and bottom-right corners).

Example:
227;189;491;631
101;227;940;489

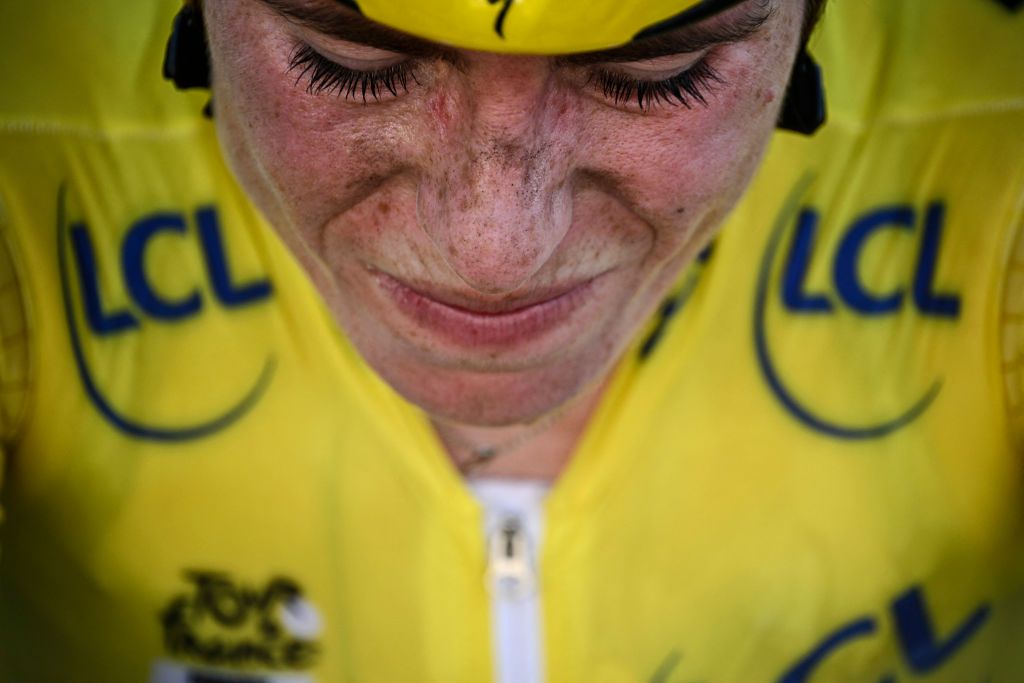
374;271;601;349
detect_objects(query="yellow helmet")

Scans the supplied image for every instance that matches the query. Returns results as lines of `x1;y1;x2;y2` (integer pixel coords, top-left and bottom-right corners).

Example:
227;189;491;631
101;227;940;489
336;0;747;54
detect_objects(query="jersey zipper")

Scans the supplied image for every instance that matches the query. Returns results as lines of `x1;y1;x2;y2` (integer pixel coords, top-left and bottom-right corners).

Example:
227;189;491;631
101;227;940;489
485;508;546;683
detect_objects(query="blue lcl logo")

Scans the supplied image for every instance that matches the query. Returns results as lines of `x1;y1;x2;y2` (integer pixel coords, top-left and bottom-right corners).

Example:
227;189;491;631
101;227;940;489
57;187;275;442
778;585;990;683
754;180;962;440
71;206;272;334
782;202;960;319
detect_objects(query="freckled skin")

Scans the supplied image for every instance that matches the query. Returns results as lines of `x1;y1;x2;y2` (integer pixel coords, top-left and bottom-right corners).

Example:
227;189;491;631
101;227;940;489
203;0;805;472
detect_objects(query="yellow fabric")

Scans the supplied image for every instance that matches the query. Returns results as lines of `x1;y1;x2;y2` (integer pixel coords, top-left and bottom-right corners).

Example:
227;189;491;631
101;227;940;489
0;1;1022;682
0;195;31;538
1003;217;1024;450
0;200;30;445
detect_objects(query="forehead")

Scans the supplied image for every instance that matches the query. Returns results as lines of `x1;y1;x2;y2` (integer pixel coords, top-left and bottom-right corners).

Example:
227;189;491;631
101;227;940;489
335;0;748;54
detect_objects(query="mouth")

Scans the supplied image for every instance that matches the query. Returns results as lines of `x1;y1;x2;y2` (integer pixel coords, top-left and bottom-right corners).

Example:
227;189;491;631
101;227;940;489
374;270;602;349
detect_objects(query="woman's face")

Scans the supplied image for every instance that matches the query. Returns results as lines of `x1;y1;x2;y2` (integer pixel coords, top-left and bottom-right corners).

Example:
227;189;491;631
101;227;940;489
204;0;804;426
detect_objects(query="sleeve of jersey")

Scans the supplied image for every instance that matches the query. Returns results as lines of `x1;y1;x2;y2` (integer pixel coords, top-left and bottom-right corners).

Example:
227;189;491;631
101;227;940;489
1004;214;1024;451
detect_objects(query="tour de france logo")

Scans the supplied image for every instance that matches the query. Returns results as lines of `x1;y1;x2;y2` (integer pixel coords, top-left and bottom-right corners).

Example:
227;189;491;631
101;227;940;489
154;570;323;681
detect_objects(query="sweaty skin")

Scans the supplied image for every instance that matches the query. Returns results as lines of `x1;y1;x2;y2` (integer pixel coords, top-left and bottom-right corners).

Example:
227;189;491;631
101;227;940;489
203;0;804;478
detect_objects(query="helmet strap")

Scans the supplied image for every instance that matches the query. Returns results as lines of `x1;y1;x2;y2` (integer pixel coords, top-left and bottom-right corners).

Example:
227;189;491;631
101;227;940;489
164;4;211;90
777;48;826;135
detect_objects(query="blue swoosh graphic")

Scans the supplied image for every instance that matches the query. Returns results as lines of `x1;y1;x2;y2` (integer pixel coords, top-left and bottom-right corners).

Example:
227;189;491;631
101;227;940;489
57;185;275;442
753;174;940;439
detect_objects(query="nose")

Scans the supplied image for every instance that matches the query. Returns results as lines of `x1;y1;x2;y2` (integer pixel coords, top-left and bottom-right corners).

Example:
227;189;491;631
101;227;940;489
417;55;576;295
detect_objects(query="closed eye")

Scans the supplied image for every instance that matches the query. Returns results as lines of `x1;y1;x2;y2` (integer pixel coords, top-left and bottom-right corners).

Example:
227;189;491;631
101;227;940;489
287;43;420;101
589;58;724;111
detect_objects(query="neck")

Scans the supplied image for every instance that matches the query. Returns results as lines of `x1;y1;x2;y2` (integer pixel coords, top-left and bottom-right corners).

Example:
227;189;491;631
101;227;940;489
432;379;607;482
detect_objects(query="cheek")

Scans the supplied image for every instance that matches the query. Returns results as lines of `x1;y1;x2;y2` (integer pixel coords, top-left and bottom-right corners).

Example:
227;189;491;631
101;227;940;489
208;6;418;231
575;114;759;263
236;93;406;227
578;48;790;250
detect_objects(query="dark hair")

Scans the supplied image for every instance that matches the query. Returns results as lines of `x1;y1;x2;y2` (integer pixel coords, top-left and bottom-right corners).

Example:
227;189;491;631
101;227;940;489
803;0;827;41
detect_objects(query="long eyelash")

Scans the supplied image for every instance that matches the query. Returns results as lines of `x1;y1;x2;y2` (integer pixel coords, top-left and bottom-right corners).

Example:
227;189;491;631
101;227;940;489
287;44;418;101
593;60;724;111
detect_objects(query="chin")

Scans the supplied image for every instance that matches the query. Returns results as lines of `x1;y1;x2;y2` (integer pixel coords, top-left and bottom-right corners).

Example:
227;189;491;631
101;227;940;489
372;349;610;428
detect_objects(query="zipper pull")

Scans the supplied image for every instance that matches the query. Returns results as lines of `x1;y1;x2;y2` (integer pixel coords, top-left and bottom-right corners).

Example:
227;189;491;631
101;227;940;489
488;515;536;601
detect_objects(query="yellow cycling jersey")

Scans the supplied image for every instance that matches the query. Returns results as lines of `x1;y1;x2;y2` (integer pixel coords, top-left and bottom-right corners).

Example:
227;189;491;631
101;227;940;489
0;1;1023;682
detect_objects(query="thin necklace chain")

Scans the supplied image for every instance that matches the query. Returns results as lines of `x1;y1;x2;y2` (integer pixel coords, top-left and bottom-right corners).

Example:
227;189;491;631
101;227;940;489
446;410;566;475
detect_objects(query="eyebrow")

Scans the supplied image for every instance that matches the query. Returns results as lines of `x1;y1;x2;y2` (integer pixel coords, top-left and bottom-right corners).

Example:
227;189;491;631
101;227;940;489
257;0;772;64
